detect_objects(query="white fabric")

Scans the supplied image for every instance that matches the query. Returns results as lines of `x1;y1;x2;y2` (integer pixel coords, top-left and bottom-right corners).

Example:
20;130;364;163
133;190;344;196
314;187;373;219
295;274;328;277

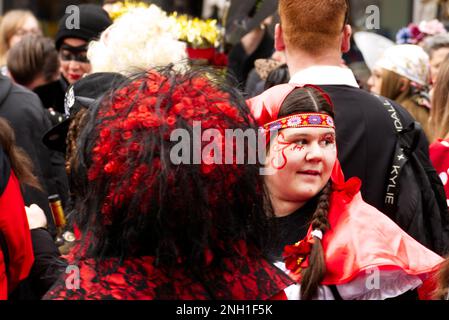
274;261;337;300
289;66;359;88
274;261;423;300
353;32;395;71
374;44;430;85
336;270;423;300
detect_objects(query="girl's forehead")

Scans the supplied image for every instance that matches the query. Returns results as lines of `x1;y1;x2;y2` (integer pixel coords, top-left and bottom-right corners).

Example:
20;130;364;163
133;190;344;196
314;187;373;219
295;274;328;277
280;127;336;137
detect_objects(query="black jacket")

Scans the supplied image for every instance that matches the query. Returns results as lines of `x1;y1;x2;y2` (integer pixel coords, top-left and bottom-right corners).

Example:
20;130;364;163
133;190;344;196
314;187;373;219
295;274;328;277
0;75;69;234
33;77;67;116
322;85;449;254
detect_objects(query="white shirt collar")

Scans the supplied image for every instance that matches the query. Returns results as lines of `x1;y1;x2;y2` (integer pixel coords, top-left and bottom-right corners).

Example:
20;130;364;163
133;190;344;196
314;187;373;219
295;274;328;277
289;66;359;88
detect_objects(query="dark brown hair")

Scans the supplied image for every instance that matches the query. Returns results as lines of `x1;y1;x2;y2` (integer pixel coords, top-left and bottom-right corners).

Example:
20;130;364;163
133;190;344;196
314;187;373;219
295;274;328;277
0;117;41;190
7;34;59;88
278;86;334;299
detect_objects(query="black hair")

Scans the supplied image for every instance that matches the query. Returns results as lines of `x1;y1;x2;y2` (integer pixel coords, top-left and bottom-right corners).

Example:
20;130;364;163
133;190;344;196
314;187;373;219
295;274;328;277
69;65;273;275
264;64;290;90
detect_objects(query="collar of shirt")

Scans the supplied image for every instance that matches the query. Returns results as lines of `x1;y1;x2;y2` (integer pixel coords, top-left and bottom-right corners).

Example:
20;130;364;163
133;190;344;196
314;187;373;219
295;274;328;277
289;66;360;88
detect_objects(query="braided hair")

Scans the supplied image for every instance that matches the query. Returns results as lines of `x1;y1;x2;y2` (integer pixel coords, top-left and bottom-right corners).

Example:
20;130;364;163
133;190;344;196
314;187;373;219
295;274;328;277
65;108;89;175
277;86;335;299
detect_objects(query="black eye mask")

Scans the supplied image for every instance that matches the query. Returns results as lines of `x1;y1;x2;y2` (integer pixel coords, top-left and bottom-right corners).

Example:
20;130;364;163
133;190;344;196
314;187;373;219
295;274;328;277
60;43;88;53
59;43;89;63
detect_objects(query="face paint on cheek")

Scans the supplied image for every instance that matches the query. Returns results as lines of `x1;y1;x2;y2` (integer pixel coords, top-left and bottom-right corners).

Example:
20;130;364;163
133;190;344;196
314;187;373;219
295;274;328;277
290;145;304;152
270;132;291;170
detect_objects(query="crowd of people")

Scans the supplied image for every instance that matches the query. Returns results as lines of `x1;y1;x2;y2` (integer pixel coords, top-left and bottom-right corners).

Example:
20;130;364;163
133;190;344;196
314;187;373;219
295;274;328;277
0;0;449;300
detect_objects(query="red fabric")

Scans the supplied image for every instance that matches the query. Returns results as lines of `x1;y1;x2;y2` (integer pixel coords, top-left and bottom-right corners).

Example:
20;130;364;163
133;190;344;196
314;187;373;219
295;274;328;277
247;83;335;127
44;245;293;300
186;48;228;67
417;269;440;300
429;139;449;203
0;172;34;300
247;84;300;126
187;47;216;61
318;161;444;288
270;291;288;300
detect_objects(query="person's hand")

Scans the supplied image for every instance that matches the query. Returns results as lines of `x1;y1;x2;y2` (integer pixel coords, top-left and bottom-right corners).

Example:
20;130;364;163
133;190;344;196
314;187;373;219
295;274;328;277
25;204;48;230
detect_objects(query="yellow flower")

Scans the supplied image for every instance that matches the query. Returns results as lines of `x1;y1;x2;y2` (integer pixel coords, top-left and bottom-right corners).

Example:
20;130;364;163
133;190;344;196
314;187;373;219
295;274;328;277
106;0;150;21
170;13;222;49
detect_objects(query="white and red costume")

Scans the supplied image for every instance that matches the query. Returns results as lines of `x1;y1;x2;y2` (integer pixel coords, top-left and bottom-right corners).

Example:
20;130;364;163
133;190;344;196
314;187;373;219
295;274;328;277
248;84;444;300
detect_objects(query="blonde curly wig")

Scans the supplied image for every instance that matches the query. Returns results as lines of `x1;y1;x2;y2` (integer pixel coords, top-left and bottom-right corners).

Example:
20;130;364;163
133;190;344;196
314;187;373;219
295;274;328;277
88;5;187;75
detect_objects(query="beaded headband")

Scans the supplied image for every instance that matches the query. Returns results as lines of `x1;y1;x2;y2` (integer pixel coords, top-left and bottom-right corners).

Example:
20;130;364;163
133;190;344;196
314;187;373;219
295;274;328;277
262;112;335;132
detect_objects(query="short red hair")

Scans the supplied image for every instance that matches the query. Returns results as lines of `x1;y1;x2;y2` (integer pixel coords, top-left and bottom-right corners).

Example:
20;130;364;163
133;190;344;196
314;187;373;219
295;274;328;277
278;0;348;54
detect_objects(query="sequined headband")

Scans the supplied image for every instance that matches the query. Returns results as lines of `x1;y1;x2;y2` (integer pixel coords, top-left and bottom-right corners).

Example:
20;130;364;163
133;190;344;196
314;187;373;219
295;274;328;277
262;113;335;132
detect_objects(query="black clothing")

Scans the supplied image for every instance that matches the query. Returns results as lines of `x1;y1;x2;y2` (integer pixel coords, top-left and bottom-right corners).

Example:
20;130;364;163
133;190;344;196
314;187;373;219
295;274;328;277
265;197;318;262
0;75;69;234
42;72;127;153
245;68;265;98
321;85;449;255
10;228;65;300
33;78;67;116
0;145;9;194
323;85;398;210
228;30;274;89
29;228;65;298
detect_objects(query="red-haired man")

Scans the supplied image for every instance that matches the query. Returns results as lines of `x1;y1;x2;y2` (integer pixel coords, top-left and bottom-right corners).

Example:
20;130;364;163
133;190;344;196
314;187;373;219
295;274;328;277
274;0;449;255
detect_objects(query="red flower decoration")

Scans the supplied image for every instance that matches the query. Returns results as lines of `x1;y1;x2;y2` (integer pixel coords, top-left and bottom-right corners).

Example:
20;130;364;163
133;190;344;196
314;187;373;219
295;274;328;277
408;24;425;43
166;115;176;126
282;236;314;275
104;160;119;174
86;70;251;225
332;177;361;203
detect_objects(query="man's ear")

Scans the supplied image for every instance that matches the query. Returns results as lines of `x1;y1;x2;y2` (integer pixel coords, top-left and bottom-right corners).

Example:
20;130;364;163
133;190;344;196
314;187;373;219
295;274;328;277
341;24;352;53
275;23;286;51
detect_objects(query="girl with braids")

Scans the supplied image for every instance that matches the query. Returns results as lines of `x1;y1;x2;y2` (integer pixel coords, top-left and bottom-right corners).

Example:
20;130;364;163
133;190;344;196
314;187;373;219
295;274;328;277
248;84;445;300
43;66;292;300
